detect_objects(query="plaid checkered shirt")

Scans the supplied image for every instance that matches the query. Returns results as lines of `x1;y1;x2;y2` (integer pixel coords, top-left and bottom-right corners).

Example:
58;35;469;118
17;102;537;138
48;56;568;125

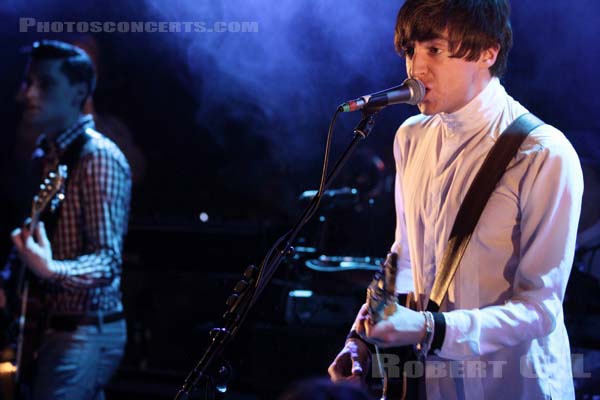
38;115;131;314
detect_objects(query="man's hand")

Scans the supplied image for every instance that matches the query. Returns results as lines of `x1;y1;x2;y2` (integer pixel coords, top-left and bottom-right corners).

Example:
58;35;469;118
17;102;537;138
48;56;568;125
328;338;371;383
356;304;426;348
329;304;372;383
11;222;55;279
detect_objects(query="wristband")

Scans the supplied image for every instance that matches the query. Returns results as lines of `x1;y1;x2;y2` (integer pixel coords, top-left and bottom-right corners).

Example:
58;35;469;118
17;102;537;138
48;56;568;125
414;311;434;360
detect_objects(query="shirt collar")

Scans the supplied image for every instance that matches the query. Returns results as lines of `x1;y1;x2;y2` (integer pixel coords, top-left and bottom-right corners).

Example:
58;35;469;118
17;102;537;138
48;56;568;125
436;77;505;137
37;114;95;156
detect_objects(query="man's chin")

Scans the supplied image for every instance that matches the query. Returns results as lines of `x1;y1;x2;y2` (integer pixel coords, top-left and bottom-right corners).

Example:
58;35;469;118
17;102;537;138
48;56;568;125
22;111;46;127
418;104;435;116
23;109;38;120
417;103;439;115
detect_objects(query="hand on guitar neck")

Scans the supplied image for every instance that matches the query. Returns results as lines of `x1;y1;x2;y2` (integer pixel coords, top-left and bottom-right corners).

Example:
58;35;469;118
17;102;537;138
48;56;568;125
358;252;426;348
10;165;66;281
11;221;55;280
356;301;426;348
3;165;67;386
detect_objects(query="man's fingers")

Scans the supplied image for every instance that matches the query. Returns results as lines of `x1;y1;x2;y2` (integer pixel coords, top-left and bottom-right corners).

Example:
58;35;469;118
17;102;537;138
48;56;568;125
351;360;364;376
356;312;372;338
328;361;344;382
17;224;31;242
11;228;24;251
329;362;363;383
36;222;51;248
349;347;363;375
327;364;337;380
33;222;42;242
329;344;366;382
358;303;369;317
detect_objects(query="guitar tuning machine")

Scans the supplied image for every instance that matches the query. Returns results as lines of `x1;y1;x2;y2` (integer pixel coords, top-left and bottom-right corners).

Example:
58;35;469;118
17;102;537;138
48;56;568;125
243;265;257;280
225;293;239;307
233;280;248;293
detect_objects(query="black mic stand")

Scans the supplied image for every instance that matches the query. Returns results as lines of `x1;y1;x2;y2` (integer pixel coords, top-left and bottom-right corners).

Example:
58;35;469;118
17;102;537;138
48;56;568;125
174;107;381;400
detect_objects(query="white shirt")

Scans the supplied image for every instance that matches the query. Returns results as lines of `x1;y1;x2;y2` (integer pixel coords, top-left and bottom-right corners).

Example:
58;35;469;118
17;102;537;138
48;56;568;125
391;78;582;399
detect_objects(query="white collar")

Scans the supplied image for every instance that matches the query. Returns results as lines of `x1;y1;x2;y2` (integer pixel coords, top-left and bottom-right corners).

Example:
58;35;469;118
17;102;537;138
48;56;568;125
437;77;505;137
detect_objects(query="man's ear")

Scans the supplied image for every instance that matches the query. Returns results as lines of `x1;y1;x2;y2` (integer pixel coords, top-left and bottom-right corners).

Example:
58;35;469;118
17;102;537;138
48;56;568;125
71;82;89;108
480;45;500;69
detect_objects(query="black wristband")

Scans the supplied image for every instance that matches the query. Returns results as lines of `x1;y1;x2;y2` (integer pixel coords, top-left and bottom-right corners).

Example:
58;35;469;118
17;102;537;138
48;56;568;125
430;312;446;352
346;330;376;353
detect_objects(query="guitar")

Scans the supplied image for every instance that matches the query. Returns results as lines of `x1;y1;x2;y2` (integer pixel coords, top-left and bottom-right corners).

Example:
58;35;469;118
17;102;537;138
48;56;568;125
4;165;67;385
366;252;398;325
365;252;420;400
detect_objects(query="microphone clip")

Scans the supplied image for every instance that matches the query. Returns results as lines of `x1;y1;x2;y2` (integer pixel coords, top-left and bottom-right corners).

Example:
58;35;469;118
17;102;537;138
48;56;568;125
354;107;381;138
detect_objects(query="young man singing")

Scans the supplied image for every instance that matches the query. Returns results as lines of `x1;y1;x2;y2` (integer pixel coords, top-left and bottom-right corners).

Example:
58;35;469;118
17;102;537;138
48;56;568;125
329;1;582;398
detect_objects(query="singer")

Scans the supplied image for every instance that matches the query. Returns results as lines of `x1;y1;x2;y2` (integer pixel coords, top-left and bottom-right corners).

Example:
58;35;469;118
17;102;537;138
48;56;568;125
329;1;581;399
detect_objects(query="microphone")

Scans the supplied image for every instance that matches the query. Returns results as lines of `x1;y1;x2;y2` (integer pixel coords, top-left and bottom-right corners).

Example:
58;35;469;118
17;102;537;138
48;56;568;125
338;78;425;112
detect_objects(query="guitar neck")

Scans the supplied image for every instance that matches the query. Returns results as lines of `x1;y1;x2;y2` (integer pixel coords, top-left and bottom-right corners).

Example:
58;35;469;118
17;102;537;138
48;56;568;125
26;208;41;233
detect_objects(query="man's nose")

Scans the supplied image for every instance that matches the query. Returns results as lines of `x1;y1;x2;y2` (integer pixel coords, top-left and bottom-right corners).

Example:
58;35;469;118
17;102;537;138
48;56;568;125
21;83;39;103
408;51;427;79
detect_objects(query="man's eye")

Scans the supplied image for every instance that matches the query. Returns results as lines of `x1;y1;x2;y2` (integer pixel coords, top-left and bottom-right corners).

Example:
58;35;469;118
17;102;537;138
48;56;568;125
429;47;443;55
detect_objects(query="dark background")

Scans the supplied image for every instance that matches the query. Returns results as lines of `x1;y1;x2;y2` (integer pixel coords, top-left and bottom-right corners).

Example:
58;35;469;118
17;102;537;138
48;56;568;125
0;0;599;398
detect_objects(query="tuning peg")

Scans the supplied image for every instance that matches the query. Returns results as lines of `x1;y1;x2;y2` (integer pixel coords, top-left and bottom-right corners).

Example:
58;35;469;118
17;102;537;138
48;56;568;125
226;293;239;307
234;280;248;293
243;265;258;280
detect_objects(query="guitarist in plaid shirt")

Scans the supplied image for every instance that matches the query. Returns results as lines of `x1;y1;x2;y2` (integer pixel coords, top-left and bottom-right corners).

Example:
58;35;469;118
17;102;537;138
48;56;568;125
7;40;131;400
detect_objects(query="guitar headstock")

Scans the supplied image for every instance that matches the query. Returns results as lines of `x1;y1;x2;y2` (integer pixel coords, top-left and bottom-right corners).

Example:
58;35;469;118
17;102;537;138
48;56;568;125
366;252;398;324
30;165;68;229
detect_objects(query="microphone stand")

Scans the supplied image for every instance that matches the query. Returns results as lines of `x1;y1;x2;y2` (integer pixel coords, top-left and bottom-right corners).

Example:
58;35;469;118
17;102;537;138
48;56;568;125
173;107;381;400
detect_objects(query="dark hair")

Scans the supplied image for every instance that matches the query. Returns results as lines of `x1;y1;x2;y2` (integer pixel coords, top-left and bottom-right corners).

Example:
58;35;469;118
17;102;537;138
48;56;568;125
28;40;96;105
394;0;513;77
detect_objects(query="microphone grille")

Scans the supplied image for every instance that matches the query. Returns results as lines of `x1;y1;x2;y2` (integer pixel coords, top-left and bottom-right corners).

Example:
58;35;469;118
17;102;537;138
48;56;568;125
404;78;426;105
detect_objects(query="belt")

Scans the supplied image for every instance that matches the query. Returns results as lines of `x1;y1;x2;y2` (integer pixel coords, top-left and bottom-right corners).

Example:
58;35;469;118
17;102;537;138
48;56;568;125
48;311;125;331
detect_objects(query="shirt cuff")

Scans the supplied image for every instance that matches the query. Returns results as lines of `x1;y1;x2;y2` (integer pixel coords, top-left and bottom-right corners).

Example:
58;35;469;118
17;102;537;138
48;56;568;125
50;260;68;281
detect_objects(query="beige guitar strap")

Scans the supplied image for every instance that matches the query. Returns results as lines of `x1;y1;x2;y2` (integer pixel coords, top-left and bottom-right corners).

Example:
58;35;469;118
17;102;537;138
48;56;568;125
427;113;544;312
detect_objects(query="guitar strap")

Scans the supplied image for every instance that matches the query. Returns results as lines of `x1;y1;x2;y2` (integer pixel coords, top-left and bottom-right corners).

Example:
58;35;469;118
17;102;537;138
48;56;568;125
39;130;92;239
426;113;544;312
